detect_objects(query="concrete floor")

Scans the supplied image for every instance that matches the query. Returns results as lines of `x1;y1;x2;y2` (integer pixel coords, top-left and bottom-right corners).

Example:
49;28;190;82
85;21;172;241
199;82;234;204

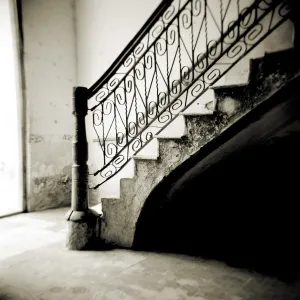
0;208;300;300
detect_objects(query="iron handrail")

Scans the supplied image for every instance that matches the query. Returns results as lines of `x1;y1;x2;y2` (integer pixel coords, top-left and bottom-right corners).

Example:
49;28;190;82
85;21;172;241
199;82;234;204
88;0;290;188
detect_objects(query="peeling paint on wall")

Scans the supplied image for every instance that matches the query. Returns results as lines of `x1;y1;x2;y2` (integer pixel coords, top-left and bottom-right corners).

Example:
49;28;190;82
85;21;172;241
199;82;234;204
29;134;44;143
29;171;72;211
63;134;72;141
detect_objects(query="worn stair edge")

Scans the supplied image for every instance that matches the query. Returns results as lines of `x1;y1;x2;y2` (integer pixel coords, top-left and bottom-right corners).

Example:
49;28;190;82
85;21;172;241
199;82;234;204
210;83;249;90
154;133;187;139
180;109;214;116
155;115;187;138
100;197;120;201
180;103;216;116
132;154;159;160
181;88;217;116
154;132;187;139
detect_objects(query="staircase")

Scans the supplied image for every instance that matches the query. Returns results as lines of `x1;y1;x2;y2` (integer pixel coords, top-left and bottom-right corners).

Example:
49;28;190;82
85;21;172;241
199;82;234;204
79;0;299;248
96;48;300;247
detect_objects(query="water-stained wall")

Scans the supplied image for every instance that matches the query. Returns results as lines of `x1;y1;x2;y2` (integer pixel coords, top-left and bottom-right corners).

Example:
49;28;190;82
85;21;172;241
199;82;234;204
22;0;76;211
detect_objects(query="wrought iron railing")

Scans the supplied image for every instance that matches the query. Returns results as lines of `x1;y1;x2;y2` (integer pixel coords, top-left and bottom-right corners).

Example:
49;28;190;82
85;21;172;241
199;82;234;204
87;0;291;189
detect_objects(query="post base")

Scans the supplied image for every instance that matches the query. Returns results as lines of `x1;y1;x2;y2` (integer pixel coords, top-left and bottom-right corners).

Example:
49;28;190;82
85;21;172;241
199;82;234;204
65;209;102;250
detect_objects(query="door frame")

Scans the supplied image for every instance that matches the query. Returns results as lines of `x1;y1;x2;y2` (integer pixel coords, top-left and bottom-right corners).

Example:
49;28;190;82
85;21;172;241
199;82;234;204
0;0;27;217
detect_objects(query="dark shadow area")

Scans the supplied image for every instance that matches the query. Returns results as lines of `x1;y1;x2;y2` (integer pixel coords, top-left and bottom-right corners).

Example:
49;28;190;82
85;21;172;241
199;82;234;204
135;121;300;282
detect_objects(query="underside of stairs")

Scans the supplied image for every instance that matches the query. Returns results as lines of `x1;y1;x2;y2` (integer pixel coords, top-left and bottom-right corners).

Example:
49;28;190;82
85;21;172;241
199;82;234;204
92;47;300;248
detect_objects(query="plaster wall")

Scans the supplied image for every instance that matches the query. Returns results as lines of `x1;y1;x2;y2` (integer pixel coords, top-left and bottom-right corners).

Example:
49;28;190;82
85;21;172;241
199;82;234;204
22;0;76;211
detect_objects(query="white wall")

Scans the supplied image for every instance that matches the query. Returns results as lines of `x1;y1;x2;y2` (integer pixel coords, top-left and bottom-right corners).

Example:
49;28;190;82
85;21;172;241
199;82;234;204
23;0;77;211
75;0;161;88
0;0;23;216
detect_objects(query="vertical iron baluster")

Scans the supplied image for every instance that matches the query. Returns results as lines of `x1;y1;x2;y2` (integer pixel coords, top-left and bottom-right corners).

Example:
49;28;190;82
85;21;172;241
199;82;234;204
143;56;148;125
101;102;106;166
220;0;224;53
191;0;195;81
177;15;183;85
124;77;129;158
113;91;118;151
254;0;258;25
153;44;160;116
237;0;240;38
132;66;138;132
166;23;171;105
204;0;209;66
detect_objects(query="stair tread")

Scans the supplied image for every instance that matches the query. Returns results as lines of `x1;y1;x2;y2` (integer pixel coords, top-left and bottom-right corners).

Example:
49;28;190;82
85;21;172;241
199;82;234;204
133;154;158;160
154;134;186;139
100;197;119;201
180;111;214;116
211;83;248;90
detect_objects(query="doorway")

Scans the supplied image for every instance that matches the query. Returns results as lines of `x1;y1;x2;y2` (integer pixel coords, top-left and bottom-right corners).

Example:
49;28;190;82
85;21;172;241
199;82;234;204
0;0;23;217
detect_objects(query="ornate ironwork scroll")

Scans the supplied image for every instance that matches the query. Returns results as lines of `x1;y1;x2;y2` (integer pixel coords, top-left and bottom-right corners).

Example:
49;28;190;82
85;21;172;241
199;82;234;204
87;0;291;189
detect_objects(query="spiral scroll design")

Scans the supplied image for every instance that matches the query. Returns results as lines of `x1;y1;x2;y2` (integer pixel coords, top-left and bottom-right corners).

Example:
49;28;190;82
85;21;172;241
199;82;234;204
89;0;290;189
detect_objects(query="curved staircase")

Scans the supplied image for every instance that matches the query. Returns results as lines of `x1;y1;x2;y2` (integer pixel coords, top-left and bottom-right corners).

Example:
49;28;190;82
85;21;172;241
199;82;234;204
78;0;300;248
93;47;300;247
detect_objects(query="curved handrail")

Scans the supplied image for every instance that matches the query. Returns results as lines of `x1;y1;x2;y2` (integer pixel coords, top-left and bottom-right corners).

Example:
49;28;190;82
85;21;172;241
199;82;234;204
88;0;290;189
87;0;173;99
89;0;270;112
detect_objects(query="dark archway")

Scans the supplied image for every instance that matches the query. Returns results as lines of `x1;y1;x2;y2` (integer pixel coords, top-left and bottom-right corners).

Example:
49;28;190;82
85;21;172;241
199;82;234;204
134;84;300;282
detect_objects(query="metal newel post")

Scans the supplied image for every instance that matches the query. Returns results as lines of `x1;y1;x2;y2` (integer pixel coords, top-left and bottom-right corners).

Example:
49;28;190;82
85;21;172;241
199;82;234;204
66;86;100;250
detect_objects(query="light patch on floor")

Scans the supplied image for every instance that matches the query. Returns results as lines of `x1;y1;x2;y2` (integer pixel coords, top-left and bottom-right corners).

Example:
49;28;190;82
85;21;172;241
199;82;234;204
0;208;299;300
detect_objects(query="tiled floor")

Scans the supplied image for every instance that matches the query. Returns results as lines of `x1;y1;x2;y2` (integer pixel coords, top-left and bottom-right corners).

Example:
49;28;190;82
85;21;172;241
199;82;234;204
0;208;300;300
